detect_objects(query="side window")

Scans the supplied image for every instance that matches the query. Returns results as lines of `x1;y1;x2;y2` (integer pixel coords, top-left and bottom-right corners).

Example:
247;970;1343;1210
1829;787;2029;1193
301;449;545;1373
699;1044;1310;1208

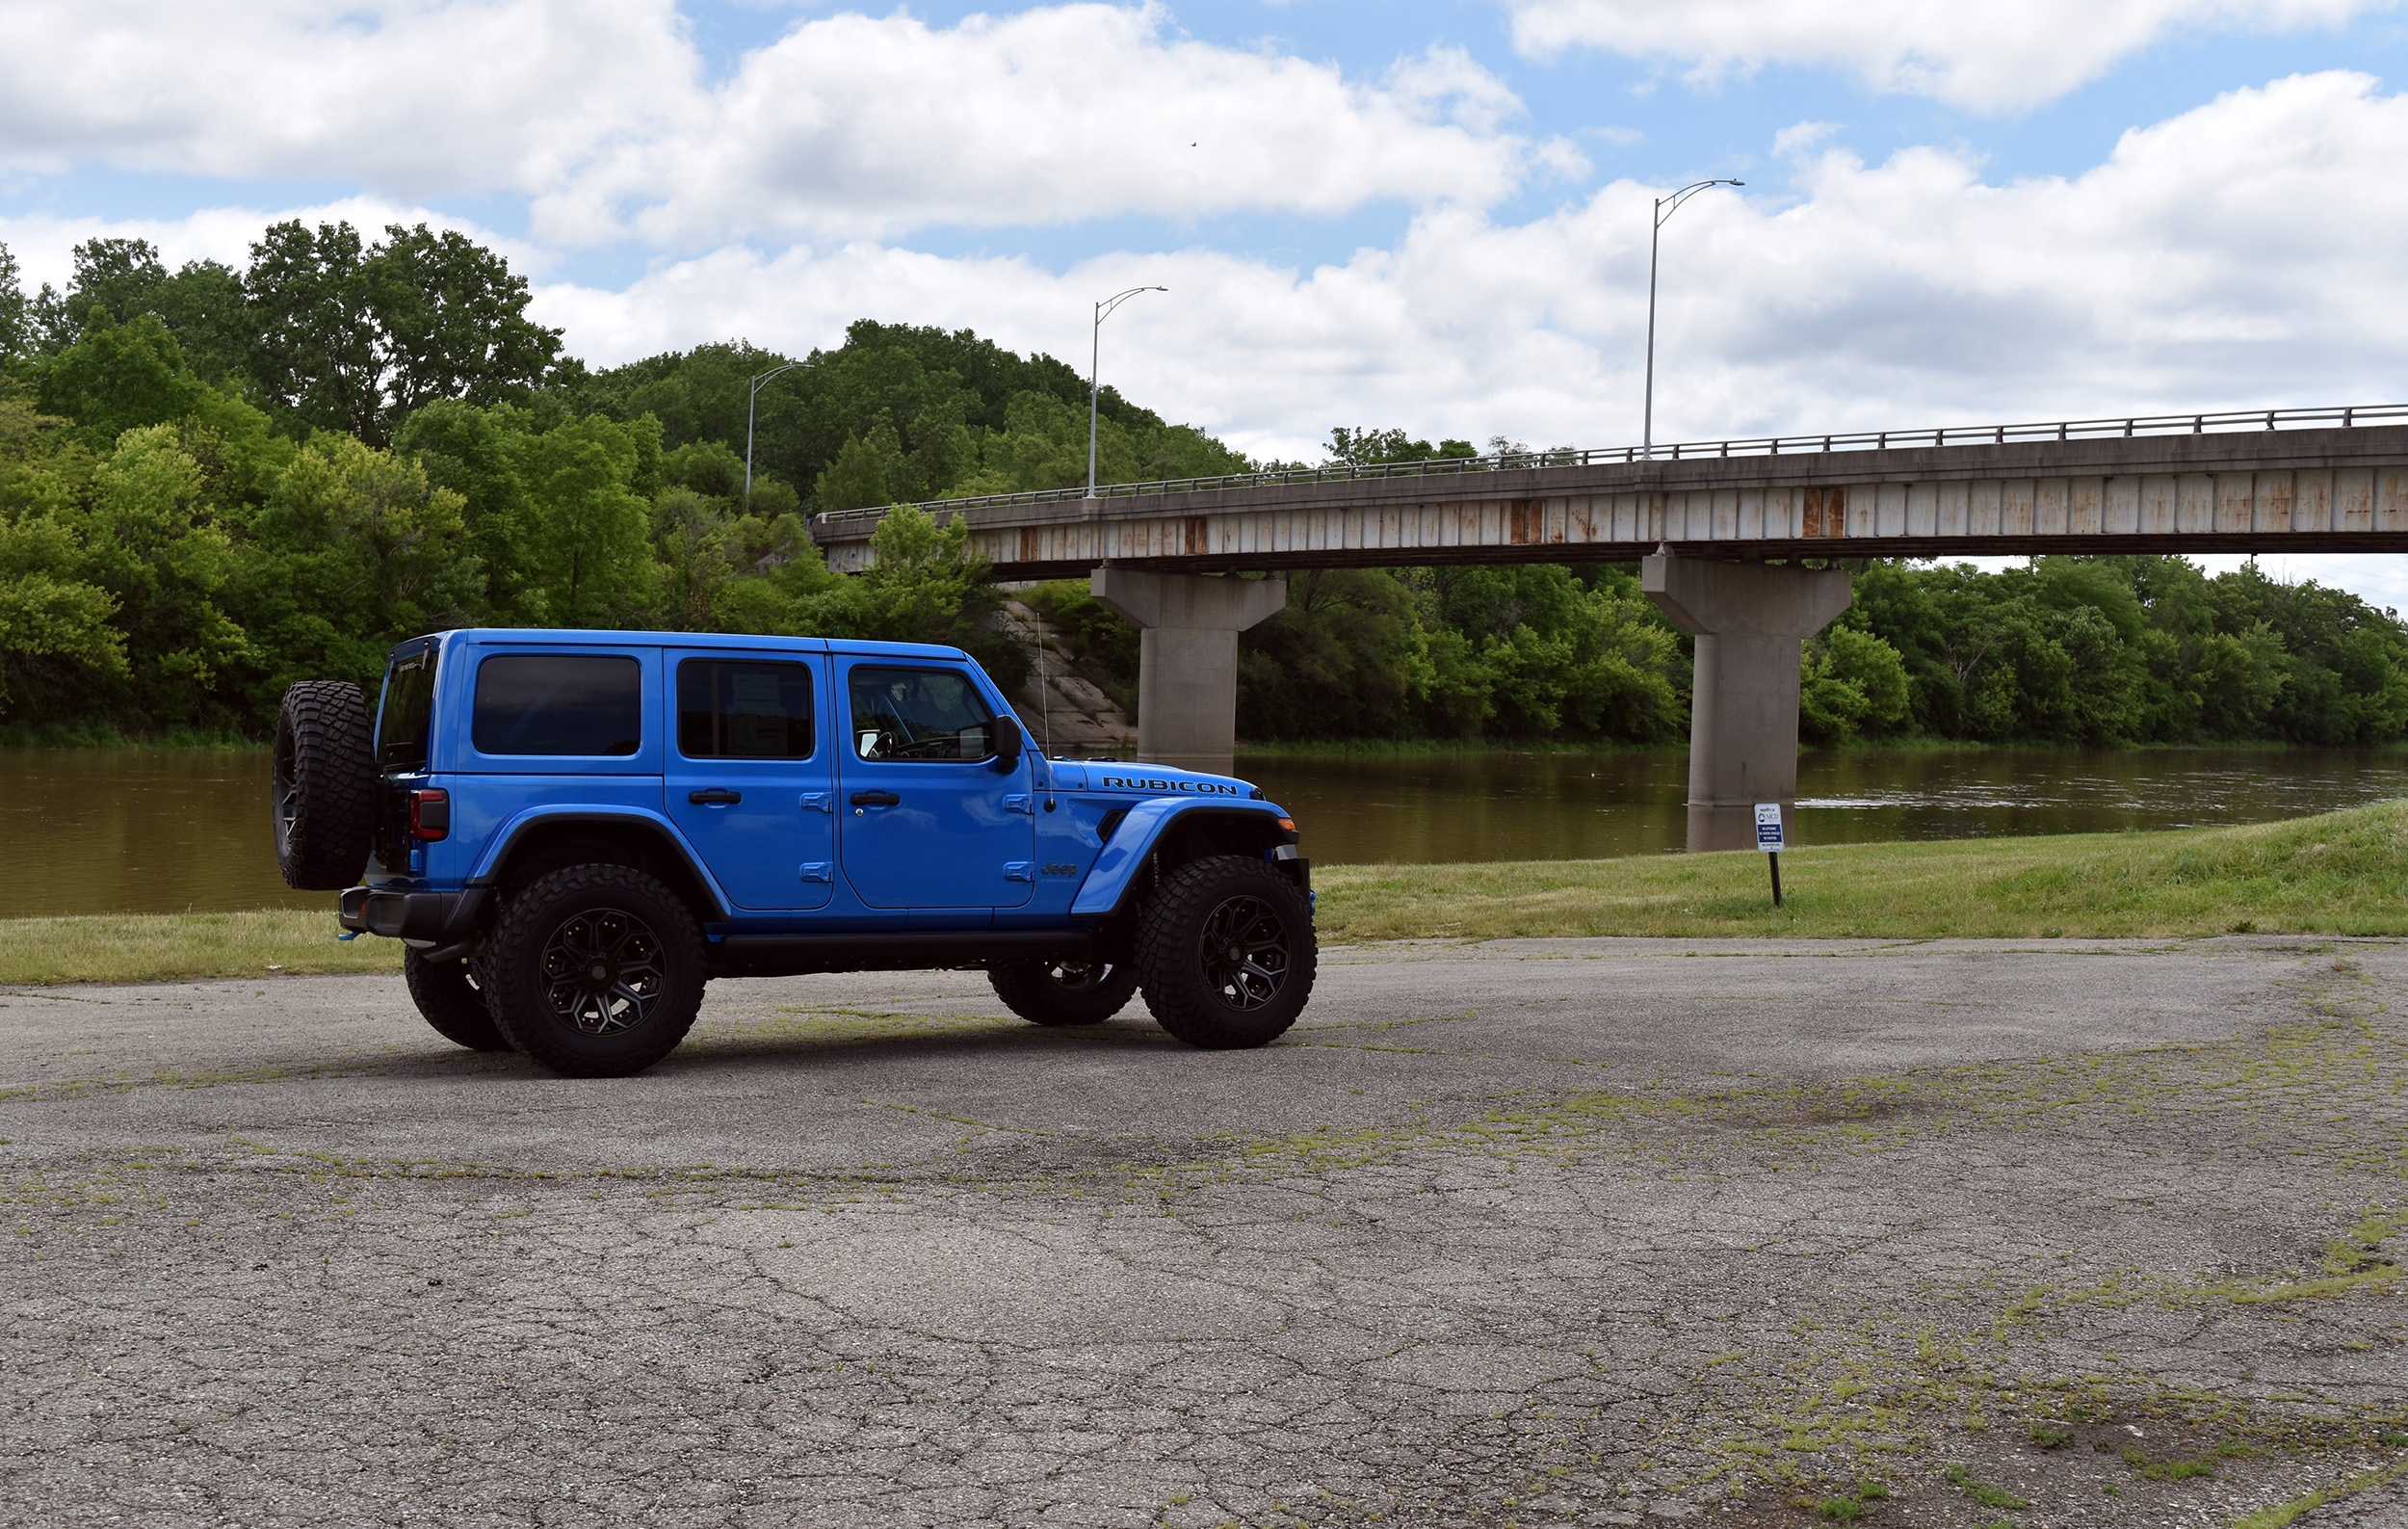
849;667;999;761
472;654;642;756
677;660;814;759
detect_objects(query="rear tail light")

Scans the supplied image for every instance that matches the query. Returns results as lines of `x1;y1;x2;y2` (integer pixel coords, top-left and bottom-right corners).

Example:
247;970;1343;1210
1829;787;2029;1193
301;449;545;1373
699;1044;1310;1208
408;788;450;841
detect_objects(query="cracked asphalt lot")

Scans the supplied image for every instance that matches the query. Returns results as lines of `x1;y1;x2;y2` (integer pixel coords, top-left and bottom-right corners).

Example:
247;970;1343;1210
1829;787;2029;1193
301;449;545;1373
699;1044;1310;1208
3;935;2405;1528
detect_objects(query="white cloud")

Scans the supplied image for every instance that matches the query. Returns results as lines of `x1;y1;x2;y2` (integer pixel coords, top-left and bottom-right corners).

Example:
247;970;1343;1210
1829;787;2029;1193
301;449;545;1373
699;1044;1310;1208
0;1;1563;246
1502;0;2395;111
539;9;1563;245
0;0;693;195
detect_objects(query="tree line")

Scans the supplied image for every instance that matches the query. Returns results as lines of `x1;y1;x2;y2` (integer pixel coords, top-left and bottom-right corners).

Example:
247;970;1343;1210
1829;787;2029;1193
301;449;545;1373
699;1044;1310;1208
0;224;2401;749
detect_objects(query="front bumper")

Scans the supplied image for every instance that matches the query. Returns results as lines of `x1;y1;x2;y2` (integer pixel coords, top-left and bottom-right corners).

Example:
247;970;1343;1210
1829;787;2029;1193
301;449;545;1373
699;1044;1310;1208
338;884;491;948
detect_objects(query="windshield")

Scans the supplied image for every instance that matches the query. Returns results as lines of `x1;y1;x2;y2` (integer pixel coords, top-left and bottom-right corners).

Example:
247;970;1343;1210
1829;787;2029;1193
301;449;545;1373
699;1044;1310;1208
377;645;439;772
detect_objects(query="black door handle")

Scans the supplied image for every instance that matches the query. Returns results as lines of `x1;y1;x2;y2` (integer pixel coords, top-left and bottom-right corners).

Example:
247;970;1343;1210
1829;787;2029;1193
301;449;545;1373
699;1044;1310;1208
688;788;743;805
850;790;900;806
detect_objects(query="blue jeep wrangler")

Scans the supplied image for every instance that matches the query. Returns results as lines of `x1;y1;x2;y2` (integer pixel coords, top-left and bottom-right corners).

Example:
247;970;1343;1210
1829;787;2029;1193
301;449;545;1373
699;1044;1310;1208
269;630;1314;1076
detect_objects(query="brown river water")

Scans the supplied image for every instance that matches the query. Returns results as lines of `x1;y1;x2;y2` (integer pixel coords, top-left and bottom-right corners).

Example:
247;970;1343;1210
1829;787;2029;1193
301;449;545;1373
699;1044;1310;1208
1;746;2401;918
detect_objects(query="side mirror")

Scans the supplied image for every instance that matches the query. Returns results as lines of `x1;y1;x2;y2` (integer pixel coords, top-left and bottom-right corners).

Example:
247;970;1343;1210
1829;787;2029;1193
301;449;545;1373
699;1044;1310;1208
990;714;1025;774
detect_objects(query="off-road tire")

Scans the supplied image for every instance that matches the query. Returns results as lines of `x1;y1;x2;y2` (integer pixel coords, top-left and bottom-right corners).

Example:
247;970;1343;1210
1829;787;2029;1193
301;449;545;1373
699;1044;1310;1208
473;865;705;1078
271;681;377;890
989;959;1139;1026
1135;855;1317;1049
403;948;510;1052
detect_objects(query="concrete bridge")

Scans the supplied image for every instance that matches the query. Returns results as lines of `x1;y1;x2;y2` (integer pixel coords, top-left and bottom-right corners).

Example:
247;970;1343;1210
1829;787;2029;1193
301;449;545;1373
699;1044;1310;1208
813;406;2408;850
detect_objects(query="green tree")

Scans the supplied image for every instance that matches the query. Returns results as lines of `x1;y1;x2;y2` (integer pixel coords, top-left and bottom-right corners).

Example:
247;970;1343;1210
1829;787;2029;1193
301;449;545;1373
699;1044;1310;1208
846;505;1025;691
246;221;562;445
1324;427;1479;464
1800;627;1912;743
47;238;251;383
510;414;659;627
76;425;248;725
0;401;125;714
230;436;481;704
36;312;208;448
0;242;28;367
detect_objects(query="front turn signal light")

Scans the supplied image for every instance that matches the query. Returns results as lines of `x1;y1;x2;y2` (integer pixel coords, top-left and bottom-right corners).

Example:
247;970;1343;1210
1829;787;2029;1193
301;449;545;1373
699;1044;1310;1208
1278;817;1296;831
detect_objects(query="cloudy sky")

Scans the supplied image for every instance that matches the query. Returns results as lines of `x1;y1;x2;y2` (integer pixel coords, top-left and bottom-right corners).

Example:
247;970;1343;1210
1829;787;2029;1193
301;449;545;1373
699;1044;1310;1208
3;0;2405;604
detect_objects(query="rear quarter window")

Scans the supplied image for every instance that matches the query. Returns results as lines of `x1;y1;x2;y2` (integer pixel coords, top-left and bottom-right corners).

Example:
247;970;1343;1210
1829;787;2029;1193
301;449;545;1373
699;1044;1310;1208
473;654;642;756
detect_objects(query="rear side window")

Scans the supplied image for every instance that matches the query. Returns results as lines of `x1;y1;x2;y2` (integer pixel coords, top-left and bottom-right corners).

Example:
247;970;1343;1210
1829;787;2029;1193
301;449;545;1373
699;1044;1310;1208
678;660;814;759
377;646;438;772
849;666;999;761
473;654;642;756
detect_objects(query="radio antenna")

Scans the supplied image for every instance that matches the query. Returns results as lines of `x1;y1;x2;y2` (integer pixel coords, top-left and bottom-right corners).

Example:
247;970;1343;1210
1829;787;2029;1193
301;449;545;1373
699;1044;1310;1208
1034;604;1053;758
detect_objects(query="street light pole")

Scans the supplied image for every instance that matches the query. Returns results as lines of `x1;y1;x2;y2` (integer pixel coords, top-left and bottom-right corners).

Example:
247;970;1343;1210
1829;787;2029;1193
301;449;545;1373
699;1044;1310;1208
1643;178;1741;460
1088;285;1167;498
746;359;805;504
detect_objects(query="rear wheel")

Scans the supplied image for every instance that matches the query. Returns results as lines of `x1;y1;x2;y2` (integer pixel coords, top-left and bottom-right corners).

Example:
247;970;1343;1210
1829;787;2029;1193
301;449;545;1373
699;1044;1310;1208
1136;856;1317;1049
989;958;1139;1026
402;948;510;1052
474;865;705;1078
271;680;377;891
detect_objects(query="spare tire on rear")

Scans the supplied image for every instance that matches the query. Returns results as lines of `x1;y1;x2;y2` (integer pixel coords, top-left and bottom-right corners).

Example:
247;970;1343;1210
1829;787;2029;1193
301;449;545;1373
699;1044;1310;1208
273;680;378;890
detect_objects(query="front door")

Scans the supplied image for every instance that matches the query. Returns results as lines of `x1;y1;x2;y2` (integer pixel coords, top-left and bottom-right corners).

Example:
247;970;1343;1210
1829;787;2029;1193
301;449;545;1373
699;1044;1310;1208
662;653;836;911
837;662;1034;909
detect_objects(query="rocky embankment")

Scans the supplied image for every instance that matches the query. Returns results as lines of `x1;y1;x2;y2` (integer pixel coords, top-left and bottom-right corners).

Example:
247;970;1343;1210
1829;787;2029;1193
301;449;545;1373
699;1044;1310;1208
989;595;1136;754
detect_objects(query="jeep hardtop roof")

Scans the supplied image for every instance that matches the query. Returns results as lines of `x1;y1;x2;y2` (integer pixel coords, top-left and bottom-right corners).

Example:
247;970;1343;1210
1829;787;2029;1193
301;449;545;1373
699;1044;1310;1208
396;629;978;662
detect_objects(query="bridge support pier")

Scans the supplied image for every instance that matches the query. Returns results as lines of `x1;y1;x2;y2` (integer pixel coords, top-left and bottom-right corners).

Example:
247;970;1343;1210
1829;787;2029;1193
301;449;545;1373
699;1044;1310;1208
1642;553;1853;854
1089;568;1287;776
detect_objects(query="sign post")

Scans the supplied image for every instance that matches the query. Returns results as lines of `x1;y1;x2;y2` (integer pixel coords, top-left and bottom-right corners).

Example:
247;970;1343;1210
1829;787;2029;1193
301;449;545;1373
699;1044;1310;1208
1754;803;1786;907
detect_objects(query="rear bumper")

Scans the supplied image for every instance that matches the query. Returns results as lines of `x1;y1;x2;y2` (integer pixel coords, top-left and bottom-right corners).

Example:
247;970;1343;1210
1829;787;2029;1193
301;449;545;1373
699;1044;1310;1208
338;885;491;948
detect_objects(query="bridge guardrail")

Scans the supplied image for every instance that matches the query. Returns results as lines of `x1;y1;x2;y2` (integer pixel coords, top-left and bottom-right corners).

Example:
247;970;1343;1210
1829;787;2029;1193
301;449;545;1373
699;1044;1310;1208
812;404;2408;529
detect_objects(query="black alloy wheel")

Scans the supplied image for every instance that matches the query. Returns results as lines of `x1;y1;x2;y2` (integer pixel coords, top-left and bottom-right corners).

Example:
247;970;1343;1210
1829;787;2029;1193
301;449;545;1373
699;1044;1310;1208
540;908;667;1036
1197;894;1289;1012
475;864;706;1077
988;957;1139;1026
1135;855;1317;1049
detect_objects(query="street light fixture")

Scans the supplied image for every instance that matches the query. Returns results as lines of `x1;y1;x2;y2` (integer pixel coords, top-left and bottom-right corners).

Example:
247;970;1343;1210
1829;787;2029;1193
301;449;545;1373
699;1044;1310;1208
746;359;805;504
1642;178;1742;460
1088;285;1167;499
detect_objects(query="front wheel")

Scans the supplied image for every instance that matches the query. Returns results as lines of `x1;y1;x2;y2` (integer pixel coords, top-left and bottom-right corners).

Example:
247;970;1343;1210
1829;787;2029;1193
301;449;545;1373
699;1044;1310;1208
473;865;706;1077
403;948;510;1052
989;958;1139;1026
1136;856;1317;1049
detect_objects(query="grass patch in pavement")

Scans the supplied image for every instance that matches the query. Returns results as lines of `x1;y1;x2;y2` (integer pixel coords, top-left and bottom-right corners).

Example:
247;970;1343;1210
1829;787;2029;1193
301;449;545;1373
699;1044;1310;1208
1313;799;2408;942
0;909;395;986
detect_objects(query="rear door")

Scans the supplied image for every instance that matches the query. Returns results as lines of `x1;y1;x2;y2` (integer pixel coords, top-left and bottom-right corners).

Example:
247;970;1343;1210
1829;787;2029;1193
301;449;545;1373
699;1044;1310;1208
835;661;1034;909
662;651;836;911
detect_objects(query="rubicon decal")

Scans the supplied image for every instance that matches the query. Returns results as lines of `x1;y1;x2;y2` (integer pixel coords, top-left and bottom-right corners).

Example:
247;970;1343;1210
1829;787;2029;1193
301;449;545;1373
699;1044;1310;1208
1098;776;1243;795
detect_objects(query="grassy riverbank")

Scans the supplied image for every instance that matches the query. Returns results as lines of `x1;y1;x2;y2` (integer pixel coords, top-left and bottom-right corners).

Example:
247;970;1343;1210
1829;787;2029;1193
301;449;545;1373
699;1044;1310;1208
1316;799;2408;942
0;910;399;986
0;801;2400;986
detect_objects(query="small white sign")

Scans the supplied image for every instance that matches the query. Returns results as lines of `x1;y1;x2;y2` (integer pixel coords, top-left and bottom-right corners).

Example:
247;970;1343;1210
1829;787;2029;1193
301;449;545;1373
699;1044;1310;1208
1754;803;1786;853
